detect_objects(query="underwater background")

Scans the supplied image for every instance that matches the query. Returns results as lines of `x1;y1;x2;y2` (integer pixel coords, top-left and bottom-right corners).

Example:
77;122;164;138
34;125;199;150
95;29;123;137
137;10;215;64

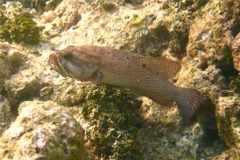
0;0;239;159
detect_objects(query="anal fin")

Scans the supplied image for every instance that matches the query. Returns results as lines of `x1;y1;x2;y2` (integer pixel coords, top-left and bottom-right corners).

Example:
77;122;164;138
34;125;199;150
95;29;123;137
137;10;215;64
144;92;174;106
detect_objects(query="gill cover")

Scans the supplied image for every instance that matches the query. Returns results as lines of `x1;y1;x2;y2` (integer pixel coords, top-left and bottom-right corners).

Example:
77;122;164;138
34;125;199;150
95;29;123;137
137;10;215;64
57;46;101;81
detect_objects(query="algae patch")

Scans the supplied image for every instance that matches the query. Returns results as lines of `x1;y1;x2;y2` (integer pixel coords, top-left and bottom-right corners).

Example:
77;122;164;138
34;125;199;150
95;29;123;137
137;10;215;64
0;12;40;44
230;76;240;93
81;85;143;160
100;0;116;12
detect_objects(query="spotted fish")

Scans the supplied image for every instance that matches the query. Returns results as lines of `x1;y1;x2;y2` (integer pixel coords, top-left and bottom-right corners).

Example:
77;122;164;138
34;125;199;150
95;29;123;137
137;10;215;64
48;45;202;125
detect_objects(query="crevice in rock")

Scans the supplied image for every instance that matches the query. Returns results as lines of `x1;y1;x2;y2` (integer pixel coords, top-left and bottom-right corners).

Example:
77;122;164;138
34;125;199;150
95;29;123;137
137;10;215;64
231;22;240;38
199;61;209;71
196;97;227;159
216;46;238;83
7;83;44;114
136;25;171;56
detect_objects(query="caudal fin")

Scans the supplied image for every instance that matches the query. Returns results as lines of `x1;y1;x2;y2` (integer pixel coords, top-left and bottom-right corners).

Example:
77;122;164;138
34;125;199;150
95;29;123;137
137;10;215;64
176;88;202;125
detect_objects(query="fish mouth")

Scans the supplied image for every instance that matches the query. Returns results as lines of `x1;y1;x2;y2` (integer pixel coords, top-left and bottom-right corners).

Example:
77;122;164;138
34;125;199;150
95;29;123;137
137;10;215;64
48;53;69;77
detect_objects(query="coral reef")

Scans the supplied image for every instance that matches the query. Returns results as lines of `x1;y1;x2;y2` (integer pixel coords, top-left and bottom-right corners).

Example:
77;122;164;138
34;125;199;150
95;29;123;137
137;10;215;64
0;0;239;159
81;85;142;159
5;69;44;113
0;100;90;160
0;43;26;93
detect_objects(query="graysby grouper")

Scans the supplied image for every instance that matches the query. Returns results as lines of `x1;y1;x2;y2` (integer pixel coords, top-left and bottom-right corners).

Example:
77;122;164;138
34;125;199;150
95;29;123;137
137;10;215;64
48;45;202;125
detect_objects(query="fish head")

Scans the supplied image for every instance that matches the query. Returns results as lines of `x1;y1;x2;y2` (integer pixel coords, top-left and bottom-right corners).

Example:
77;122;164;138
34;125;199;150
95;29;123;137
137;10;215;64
48;46;100;81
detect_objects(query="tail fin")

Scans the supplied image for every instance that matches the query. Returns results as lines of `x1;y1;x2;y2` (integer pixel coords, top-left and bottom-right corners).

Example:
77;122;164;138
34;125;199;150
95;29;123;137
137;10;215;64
176;88;202;125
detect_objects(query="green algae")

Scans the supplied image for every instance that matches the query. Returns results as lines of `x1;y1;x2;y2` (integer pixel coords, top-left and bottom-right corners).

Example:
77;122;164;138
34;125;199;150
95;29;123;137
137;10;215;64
124;0;143;5
22;0;47;12
45;0;62;11
212;147;240;160
81;85;143;160
100;0;116;12
230;76;240;93
53;81;143;159
215;95;240;148
130;14;145;27
42;134;88;160
0;96;14;136
194;0;209;9
0;58;10;93
0;11;7;25
54;79;87;106
0;12;40;45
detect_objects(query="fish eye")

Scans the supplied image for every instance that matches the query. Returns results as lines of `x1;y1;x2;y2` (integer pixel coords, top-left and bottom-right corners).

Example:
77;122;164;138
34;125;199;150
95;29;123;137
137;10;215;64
63;51;73;60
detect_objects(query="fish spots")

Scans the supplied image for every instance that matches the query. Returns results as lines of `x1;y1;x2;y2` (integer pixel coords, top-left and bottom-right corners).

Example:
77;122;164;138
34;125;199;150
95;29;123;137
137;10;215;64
126;56;130;60
141;63;146;69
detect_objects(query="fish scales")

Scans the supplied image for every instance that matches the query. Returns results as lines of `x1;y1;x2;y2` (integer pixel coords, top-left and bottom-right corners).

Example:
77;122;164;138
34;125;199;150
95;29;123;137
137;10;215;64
73;45;182;103
78;45;181;80
49;45;202;125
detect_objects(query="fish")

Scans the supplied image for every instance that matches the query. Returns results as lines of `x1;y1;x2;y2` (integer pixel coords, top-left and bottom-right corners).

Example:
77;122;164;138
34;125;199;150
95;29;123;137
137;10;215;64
48;45;202;125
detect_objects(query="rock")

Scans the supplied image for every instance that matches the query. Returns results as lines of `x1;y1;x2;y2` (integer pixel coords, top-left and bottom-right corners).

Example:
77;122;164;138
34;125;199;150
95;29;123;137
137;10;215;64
0;43;26;93
5;69;44;113
0;100;90;160
215;95;240;148
41;10;57;23
43;0;240;159
21;0;47;12
5;48;26;74
1;43;56;113
212;147;240;160
177;0;240;159
41;0;82;40
3;2;23;19
0;0;240;159
139;100;205;160
231;33;240;72
53;0;82;31
0;95;15;136
45;0;62;11
0;55;10;94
